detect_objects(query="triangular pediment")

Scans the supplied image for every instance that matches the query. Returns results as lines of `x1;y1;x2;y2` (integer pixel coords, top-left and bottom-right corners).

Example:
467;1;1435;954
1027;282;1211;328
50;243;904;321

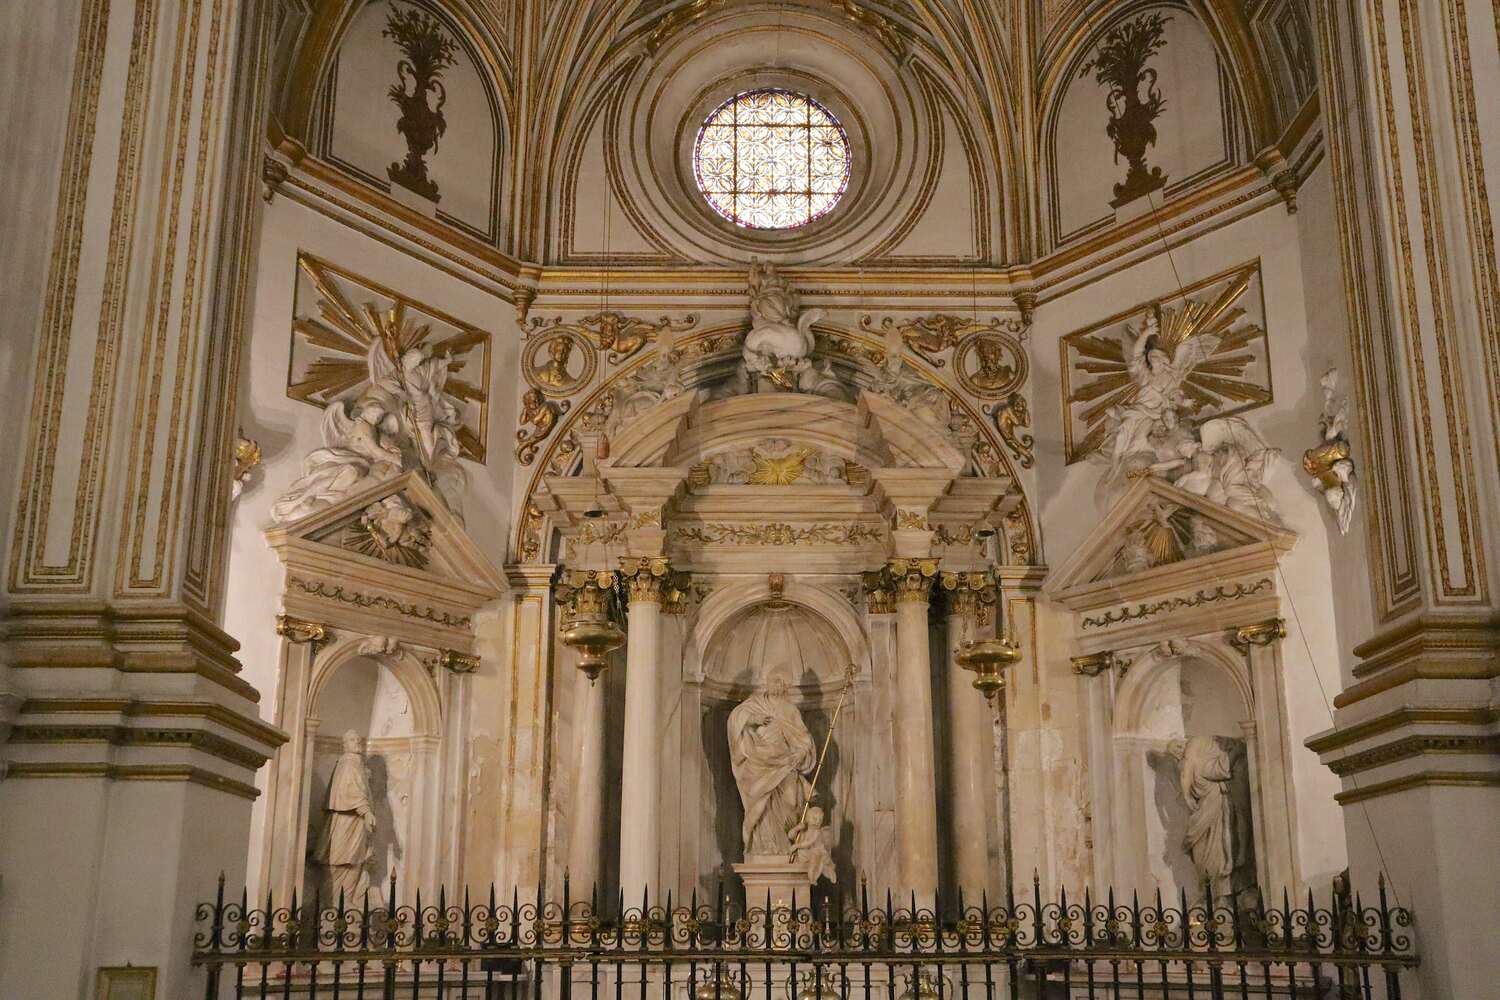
1045;477;1295;610
264;471;505;601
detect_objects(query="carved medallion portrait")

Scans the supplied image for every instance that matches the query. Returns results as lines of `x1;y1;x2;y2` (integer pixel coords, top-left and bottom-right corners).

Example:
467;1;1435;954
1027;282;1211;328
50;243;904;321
955;333;1028;399
522;331;597;397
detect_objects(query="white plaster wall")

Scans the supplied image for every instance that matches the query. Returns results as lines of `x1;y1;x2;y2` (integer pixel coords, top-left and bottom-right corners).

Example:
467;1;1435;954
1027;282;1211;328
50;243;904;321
223;192;520;892
1029;201;1350;888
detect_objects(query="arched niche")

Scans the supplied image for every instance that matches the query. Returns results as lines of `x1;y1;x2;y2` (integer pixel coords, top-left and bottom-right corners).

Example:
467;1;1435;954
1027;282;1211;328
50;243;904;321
686;584;872;901
1109;643;1261;905
303;642;447;903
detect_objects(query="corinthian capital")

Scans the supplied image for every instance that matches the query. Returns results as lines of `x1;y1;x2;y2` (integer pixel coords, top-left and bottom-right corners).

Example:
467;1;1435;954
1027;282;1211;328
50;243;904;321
939;570;997;621
618;556;672;604
887;558;940;605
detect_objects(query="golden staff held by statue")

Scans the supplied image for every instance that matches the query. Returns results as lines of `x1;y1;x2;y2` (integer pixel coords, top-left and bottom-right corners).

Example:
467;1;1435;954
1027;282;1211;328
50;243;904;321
796;661;859;831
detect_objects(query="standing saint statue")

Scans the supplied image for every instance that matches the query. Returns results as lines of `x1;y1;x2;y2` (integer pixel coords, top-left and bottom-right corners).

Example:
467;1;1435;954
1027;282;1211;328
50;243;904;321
728;664;817;857
312;730;378;903
1170;736;1244;904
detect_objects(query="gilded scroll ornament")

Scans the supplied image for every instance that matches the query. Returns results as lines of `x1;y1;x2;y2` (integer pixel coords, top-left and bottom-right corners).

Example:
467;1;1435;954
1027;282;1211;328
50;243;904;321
988;392;1035;469
276;614;328;646
1230;618;1287;651
438;649;480;674
527;312;699;366
231;435;262;501
383;5;459;203
517;390;570;466
1079;12;1172;207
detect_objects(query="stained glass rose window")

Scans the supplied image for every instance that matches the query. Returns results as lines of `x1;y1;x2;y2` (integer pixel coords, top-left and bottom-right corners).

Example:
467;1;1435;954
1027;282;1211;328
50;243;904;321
692;89;852;230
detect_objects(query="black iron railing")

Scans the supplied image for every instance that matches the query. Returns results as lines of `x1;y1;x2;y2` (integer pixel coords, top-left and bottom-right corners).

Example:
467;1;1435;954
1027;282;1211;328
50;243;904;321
194;875;1416;999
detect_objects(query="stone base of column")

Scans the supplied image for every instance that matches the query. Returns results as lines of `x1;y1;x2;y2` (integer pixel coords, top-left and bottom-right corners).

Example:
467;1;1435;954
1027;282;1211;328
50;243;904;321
735;856;814;911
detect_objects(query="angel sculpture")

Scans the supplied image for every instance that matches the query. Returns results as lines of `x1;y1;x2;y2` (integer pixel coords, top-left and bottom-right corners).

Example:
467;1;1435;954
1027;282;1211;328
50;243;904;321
273;338;469;523
1100;309;1223;482
789;805;837;884
743;261;824;374
1303;367;1357;534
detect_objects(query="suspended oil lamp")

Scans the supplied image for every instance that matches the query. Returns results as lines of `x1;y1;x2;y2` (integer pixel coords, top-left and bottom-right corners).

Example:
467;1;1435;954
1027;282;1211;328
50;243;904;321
955;633;1021;701
559;572;624;683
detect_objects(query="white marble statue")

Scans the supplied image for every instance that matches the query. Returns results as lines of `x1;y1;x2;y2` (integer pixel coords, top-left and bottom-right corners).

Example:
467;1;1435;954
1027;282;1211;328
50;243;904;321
1170;736;1241;904
744;261;822;371
1306;368;1358;535
789;804;837;884
312;731;377;903
728;664;817;856
273;339;468;523
1095;310;1281;520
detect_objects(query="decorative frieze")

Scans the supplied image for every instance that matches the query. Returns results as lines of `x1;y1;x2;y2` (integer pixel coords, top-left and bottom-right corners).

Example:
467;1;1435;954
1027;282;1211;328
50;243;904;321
1080;579;1274;631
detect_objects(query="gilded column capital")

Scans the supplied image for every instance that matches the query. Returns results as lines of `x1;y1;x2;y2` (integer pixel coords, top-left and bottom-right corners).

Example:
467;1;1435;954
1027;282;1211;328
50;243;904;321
939;570;997;621
275;614;328;646
862;570;896;615
555;569;617;619
888;558;940;605
1230;618;1286;651
618;557;672;604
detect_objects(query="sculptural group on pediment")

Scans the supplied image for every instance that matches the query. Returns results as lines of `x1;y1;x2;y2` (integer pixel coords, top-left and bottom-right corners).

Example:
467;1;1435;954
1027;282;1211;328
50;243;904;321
1095;309;1279;521
274;339;469;524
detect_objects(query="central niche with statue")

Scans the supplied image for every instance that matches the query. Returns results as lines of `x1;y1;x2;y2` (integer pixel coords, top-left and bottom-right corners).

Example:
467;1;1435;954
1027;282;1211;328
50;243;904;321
529;262;1033;905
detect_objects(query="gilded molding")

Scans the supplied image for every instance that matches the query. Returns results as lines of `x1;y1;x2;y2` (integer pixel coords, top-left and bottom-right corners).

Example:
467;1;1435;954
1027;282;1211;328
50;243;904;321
7;723;271;770
4;762;261;800
1326;734;1500;778
438;649;480;674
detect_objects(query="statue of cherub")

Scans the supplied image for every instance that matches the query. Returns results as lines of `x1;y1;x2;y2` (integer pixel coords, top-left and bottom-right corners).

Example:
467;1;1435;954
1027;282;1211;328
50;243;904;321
788;805;837;885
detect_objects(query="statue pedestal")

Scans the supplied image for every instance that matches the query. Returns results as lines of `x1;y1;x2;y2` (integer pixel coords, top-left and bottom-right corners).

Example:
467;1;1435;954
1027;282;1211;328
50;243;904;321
734;856;813;911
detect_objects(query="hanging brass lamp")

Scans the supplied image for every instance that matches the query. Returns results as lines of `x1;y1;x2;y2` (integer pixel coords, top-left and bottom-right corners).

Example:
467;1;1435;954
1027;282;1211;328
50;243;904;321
559;571;625;683
955;633;1021;701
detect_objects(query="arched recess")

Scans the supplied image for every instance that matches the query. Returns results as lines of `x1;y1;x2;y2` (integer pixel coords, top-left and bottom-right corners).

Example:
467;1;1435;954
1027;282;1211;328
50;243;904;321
273;0;515;247
298;638;450;904
1102;638;1288;905
1037;1;1259;248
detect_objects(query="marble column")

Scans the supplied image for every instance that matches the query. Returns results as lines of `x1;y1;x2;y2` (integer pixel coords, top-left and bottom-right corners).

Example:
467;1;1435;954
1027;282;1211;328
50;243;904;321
1310;3;1500;997
567;667;609;891
617;558;669;903
943;573;999;895
888;560;941;897
0;1;282;996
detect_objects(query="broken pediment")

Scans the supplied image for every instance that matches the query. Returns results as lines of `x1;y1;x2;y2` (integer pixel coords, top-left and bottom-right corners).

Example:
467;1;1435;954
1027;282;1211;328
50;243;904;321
1046;476;1296;609
264;471;503;645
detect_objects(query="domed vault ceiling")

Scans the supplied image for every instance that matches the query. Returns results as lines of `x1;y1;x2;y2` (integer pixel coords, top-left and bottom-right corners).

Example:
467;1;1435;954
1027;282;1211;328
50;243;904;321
272;0;1307;267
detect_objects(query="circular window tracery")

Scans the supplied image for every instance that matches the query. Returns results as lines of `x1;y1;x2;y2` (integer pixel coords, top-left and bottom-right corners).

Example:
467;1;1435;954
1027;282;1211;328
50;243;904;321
692;88;852;230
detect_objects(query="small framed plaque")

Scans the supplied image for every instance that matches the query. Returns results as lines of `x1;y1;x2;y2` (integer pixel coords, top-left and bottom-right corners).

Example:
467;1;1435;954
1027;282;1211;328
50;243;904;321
95;966;157;1000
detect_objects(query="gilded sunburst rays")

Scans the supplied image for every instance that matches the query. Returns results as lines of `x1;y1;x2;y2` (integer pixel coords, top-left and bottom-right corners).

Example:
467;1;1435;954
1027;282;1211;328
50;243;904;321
287;255;492;461
1062;264;1273;463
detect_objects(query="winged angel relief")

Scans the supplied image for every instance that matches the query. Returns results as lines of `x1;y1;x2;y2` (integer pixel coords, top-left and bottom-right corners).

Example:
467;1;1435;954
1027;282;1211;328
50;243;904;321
1061;266;1279;518
273;256;491;523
